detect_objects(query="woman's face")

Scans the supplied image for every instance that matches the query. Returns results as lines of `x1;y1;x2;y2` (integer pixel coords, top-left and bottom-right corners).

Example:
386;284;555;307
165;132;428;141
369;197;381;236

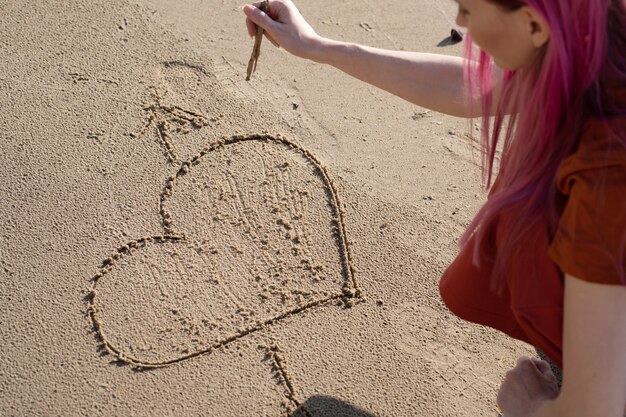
455;0;548;70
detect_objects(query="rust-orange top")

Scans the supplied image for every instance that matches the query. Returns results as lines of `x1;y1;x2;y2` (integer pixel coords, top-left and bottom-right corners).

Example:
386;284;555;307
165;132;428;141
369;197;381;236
439;113;626;369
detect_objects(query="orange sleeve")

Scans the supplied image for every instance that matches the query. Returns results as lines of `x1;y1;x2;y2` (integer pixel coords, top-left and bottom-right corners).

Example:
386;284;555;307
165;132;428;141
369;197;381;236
548;119;626;285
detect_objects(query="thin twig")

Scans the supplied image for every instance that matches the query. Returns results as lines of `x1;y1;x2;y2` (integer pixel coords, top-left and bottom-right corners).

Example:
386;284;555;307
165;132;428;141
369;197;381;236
246;0;270;81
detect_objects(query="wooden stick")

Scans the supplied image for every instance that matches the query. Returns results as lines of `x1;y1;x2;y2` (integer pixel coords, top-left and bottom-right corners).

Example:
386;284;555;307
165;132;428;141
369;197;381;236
246;0;270;81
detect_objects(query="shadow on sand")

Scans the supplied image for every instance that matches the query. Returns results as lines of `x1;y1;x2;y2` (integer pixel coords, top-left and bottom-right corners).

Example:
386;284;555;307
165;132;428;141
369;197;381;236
289;395;378;417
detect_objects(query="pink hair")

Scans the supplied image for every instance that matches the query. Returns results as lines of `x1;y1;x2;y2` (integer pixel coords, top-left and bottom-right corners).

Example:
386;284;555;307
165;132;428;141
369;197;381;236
461;0;626;288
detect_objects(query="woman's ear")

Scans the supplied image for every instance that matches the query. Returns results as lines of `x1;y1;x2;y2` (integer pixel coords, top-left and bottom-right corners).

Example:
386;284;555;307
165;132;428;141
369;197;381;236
522;6;551;48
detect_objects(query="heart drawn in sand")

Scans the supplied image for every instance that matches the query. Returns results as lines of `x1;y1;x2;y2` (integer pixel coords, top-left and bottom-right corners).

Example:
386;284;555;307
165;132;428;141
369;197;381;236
87;134;360;368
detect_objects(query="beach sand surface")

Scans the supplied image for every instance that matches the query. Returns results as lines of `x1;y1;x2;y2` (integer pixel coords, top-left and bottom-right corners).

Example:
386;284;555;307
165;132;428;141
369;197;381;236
0;0;532;415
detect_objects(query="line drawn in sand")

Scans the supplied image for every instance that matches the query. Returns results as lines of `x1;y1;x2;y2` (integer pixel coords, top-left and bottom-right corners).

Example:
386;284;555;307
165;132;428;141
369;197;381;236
129;59;231;165
87;129;361;412
259;340;314;416
130;87;211;164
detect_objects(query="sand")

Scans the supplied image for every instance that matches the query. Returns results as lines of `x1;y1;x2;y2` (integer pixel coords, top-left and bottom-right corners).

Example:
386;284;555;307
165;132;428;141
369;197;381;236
0;0;533;415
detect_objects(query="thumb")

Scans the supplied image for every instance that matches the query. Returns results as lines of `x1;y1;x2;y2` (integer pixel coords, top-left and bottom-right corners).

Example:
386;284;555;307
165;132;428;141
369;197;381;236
243;4;276;32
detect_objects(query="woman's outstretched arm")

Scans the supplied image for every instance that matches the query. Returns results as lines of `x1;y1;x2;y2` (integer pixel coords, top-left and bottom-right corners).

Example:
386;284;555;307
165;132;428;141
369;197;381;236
243;0;481;118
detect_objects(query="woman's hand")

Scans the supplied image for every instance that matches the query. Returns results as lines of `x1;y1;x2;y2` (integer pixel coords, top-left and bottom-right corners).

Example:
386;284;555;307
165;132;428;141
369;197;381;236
243;0;323;60
243;0;475;117
497;357;559;417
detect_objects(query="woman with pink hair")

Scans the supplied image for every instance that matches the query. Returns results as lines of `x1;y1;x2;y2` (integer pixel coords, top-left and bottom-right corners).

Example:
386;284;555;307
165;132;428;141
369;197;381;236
243;0;626;415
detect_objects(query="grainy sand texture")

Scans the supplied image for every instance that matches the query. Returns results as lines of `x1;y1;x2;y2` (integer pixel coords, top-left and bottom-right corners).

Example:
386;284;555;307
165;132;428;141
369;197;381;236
0;0;533;415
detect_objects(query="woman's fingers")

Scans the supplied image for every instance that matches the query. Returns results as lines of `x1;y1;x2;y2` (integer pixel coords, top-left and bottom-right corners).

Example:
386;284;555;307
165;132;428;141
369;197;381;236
244;3;280;46
245;16;257;38
265;32;279;47
243;4;276;33
530;358;552;377
243;0;320;59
